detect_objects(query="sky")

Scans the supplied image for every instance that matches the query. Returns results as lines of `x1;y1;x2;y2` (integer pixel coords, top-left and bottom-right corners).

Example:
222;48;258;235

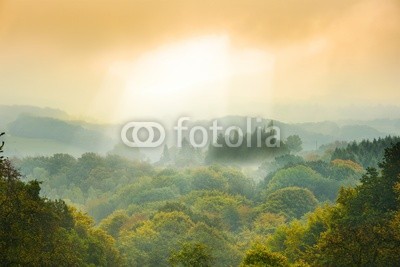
0;0;399;123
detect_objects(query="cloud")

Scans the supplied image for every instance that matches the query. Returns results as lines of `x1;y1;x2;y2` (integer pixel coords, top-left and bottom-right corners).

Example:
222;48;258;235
0;0;399;122
0;0;372;50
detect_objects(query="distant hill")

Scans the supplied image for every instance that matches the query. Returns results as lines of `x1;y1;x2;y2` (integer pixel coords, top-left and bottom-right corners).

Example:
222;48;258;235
7;115;112;149
336;118;400;136
0;105;69;125
3;114;115;157
1;106;399;159
293;122;388;149
187;116;391;151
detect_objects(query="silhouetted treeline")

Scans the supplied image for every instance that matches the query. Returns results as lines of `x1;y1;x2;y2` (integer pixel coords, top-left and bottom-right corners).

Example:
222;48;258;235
205;125;293;163
331;136;400;168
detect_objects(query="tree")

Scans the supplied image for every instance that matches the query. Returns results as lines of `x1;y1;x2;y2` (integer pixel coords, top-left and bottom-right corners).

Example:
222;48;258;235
267;165;339;201
160;144;171;163
118;211;195;266
99;210;129;238
307;142;400;266
46;153;76;175
191;168;227;191
264;143;400;266
241;243;288;267
222;167;255;199
264;187;318;220
253;213;286;235
286;135;303;153
331;136;400;168
169;242;214;267
184;222;242;266
0;134;120;266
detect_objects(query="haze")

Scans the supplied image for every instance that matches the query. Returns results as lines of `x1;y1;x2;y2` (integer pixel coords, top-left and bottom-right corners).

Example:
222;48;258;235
0;0;399;123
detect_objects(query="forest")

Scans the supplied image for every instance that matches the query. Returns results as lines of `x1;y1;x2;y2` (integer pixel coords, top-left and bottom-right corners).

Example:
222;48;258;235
2;131;400;266
2;0;400;265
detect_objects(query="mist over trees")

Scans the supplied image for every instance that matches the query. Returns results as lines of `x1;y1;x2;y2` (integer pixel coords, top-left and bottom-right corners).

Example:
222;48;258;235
2;127;400;266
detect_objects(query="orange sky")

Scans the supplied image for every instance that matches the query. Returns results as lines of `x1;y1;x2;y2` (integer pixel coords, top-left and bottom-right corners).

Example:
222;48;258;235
0;0;399;122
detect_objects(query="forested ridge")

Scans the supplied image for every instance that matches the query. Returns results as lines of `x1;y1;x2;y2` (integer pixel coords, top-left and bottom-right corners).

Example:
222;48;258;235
1;132;400;266
331;136;400;168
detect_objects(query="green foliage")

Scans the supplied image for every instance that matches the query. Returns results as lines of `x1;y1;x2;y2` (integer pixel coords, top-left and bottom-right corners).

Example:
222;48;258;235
15;153;155;221
307;142;400;266
331;136;400;168
263;187;318;219
267;165;339;201
184;222;242;266
241;243;288;267
191;168;227;191
169;242;214;267
99;210;129;238
184;190;252;232
206;122;289;163
252;213;286;235
0;158;120;266
118;211;195;266
116;210;242;266
167;138;204;167
10;130;400;266
267;221;307;263
267;142;400;266
221;166;255;199
286;135;303;153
